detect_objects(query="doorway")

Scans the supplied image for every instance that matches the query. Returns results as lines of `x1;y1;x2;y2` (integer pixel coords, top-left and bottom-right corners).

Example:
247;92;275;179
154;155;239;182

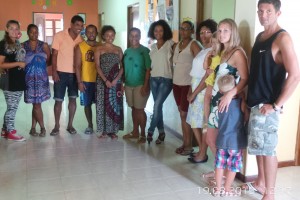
33;13;63;46
127;3;139;48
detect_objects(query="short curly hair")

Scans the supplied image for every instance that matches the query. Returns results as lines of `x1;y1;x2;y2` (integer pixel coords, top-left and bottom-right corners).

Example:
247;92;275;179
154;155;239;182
147;19;173;41
101;25;116;40
196;19;217;36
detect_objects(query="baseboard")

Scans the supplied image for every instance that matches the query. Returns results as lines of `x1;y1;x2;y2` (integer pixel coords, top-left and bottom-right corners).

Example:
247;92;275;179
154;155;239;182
278;160;295;168
236;160;295;183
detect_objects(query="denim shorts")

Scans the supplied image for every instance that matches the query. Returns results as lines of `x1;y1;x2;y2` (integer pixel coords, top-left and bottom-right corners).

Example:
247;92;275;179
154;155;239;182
215;149;243;172
53;71;78;101
248;106;279;156
80;82;96;106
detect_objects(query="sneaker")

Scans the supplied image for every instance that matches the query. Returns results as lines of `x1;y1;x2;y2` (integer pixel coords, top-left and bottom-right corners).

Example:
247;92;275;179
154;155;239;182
1;128;8;138
7;130;26;142
84;127;93;135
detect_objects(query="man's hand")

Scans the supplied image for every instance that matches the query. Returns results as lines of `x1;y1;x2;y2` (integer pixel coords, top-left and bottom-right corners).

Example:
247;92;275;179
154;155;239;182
52;71;60;82
140;85;150;96
78;82;86;92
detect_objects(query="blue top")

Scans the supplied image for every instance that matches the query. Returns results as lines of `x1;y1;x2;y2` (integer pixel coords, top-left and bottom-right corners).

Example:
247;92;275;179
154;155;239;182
216;98;247;150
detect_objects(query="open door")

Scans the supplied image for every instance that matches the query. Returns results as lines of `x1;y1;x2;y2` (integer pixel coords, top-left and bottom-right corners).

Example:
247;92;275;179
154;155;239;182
98;13;104;43
127;3;139;48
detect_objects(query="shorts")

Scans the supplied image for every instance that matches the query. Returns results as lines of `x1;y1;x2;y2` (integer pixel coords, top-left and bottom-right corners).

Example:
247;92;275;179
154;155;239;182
125;85;149;109
172;84;190;112
215;149;243;172
248;105;279;156
53;71;78;101
80;82;96;106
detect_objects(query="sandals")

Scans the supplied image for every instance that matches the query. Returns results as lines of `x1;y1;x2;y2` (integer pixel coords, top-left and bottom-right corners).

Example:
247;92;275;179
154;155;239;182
155;132;165;144
29;128;38;137
175;146;194;156
241;182;264;195
123;132;139;139
50;129;59;136
66;127;77;135
84;127;93;135
211;187;222;197
137;136;146;144
98;133;108;139
39;128;46;137
175;146;184;154
146;132;153;144
109;133;118;140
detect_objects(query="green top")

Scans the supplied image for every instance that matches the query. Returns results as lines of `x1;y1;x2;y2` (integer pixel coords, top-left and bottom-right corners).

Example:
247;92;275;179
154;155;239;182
123;45;151;87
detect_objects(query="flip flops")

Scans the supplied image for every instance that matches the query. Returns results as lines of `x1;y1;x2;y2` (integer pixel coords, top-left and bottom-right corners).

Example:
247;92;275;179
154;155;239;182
175;146;194;156
137;136;146;144
50;129;59;136
98;133;108;139
109;133;118;140
84;127;93;135
123;132;139;139
66;127;77;135
241;182;264;195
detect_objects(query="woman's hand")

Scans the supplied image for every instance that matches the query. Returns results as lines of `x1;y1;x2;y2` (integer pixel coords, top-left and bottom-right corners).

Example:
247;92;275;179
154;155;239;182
218;91;234;113
187;92;196;104
18;62;26;68
105;80;112;88
206;68;214;75
111;79;117;87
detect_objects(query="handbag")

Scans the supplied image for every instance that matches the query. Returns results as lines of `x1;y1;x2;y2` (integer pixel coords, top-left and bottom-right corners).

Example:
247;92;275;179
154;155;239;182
0;71;9;90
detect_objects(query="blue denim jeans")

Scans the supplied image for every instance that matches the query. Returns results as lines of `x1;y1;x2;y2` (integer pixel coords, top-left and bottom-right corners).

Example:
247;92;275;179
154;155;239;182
148;77;173;134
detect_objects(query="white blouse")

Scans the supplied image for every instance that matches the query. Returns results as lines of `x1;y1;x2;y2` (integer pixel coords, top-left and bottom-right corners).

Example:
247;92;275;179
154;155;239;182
149;40;174;79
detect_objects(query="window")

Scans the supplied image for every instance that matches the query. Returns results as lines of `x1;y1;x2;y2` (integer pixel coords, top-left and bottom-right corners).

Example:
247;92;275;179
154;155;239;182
33;13;63;45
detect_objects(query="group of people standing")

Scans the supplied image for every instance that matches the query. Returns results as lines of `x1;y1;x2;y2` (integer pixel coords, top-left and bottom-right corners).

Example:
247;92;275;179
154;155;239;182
0;15;126;141
0;0;299;199
123;0;299;199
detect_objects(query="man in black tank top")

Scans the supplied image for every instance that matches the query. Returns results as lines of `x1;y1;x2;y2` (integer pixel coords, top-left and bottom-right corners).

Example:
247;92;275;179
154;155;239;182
244;0;300;199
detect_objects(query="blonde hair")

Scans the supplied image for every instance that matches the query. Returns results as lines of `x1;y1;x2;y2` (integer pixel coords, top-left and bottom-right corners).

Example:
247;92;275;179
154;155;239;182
211;31;221;56
217;74;235;93
218;18;240;56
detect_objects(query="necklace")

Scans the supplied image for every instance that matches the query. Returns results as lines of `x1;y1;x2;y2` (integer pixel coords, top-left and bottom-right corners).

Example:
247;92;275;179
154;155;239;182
178;39;191;53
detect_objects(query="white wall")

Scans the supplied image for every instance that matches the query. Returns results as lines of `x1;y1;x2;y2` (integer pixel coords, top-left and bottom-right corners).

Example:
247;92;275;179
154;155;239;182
97;0;300;173
234;0;300;176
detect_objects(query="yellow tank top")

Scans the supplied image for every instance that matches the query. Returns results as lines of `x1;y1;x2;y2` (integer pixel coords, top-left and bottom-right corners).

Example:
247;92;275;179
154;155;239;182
205;54;221;86
79;41;97;82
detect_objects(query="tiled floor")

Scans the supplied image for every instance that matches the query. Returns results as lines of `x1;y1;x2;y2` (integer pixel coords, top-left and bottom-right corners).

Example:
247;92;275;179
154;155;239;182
0;88;299;200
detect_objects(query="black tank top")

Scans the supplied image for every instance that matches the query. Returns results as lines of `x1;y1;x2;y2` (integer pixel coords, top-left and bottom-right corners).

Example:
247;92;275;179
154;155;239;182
247;29;286;107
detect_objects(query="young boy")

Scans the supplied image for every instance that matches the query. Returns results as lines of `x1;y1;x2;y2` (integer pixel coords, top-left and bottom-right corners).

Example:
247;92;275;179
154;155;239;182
213;74;248;196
